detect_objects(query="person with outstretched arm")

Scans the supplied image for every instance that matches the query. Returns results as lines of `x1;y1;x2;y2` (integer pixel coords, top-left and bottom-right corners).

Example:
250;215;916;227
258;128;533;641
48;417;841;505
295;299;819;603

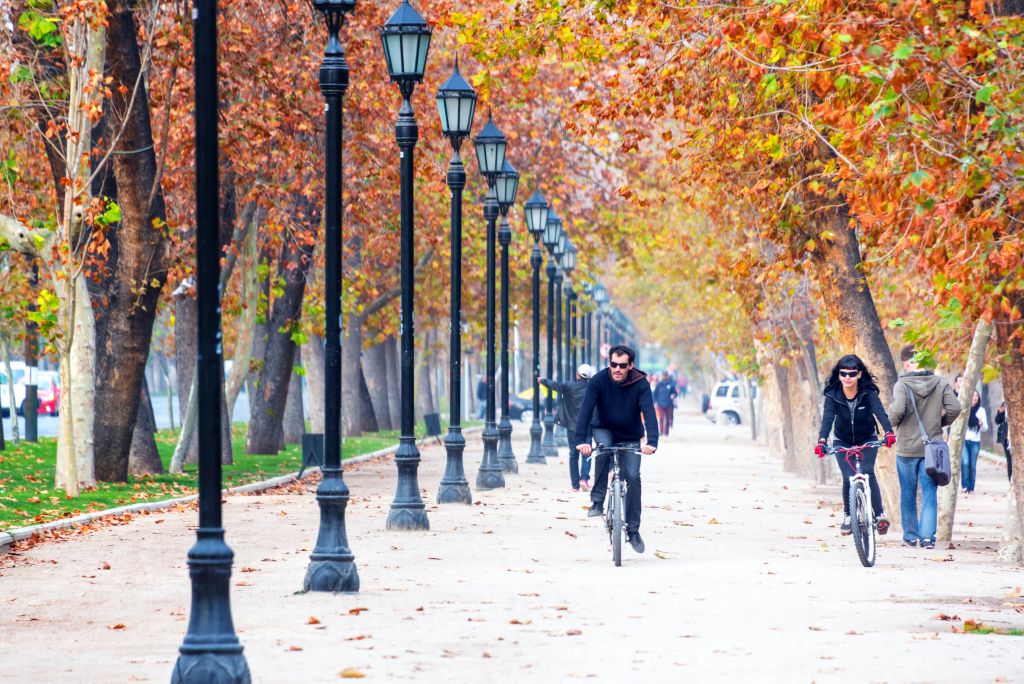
576;345;658;554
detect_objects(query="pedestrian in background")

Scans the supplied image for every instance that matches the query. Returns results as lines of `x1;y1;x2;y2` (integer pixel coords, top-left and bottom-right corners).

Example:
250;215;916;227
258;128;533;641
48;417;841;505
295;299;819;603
653;372;678;437
995;400;1012;481
540;364;596;492
961;389;988;495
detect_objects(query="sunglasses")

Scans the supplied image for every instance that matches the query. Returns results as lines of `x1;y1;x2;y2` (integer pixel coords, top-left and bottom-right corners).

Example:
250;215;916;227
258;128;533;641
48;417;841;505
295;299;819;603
838;370;860;378
609;361;630;369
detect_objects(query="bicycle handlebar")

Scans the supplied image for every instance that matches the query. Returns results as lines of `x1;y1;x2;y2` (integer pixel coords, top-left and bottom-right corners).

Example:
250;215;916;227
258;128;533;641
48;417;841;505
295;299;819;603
826;440;885;456
594;445;644;456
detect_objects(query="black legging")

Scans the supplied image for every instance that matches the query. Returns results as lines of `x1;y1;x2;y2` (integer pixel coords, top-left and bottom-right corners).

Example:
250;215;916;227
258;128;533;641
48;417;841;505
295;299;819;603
833;441;883;516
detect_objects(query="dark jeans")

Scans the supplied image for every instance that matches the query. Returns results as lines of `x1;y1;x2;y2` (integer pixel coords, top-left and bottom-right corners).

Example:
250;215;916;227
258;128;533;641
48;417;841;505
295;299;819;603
590;429;642;533
656;405;673;436
1004;443;1013;481
567;429;591;489
961;440;980;492
834;441;883;516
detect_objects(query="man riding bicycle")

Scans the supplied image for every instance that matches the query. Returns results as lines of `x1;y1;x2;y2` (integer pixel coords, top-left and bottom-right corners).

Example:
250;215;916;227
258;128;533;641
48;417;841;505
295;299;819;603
576;345;658;554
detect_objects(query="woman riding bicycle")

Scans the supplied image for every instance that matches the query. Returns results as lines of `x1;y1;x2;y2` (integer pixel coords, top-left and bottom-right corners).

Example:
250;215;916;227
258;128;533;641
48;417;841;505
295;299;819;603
814;355;896;536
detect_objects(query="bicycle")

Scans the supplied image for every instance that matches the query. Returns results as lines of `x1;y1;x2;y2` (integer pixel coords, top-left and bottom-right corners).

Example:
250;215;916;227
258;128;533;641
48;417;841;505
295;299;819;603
595;444;642;567
827;439;885;568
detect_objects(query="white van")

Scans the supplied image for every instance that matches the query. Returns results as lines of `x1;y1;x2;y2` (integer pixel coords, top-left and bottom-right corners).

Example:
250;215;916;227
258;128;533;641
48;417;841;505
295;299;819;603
705;380;757;426
0;362;27;417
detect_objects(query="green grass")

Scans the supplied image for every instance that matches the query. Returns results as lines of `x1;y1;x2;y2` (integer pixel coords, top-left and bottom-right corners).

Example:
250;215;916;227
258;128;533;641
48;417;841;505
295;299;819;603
0;419;481;532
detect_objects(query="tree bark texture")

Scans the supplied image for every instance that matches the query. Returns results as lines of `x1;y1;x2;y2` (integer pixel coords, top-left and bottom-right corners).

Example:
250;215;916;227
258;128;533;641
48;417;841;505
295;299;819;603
90;0;170;482
245;218;316;453
937;319;991;541
128;377;165;475
302;334;326;435
363;338;392;431
995;313;1024;563
341;315;364;439
416;329;436;422
358;363;379;433
385;334;401;429
283;356;305;445
774;363;798;472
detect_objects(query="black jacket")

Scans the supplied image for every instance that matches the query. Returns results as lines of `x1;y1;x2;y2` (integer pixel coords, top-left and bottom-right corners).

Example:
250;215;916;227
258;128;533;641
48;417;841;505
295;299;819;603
818;385;893;445
653;380;678;408
574;367;659;448
995;408;1009;446
539;377;589;430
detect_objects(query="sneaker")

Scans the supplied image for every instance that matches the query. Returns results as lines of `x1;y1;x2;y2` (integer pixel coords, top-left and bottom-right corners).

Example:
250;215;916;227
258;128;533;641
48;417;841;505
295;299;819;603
579;480;591;492
903;539;918;548
920;539;935;549
626;531;646;554
572;488;580;493
876;514;890;536
587;502;603;518
840;515;852;535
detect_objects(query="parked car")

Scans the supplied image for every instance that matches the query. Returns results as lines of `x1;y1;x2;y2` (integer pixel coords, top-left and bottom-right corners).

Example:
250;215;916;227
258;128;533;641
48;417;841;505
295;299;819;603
509;386;559;423
705;380;757;426
33;371;61;416
0;363;27;418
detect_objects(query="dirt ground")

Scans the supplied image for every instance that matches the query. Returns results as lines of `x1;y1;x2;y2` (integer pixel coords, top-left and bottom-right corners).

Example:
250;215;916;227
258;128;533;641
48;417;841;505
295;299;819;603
1;406;1022;683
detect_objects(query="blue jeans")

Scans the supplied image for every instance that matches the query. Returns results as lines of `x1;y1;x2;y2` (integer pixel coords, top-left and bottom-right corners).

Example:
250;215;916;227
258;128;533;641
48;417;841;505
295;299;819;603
897;456;938;544
567;429;592;489
961;440;980;492
589;429;642;533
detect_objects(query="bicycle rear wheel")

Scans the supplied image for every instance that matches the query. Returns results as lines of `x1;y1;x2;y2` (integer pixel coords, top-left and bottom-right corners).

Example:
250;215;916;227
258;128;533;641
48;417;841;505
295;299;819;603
612;479;623;566
850;481;876;567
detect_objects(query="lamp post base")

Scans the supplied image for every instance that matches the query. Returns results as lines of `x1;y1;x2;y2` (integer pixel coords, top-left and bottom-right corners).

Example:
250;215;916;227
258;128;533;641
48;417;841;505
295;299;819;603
438;428;472;504
303;469;360;593
496;417;518;473
525;419;545;464
172;653;251;684
476;424;505;489
386;438;430;530
542;414;558;458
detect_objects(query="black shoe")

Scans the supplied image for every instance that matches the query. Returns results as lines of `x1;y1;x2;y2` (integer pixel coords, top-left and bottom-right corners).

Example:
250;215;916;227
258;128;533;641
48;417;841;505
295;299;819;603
627;531;645;554
920;539;935;549
587;502;603;518
903;539;918;548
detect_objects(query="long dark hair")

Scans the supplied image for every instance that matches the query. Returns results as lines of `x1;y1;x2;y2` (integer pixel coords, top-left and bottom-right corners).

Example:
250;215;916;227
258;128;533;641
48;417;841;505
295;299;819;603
823;354;880;395
968;391;981;429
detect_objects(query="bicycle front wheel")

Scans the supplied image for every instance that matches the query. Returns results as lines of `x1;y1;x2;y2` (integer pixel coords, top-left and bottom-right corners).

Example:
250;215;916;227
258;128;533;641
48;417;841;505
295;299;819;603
612;479;623;567
850;481;876;568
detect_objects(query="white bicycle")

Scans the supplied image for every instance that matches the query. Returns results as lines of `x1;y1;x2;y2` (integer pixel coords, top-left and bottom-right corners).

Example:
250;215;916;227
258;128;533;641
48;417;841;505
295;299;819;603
827;440;885;568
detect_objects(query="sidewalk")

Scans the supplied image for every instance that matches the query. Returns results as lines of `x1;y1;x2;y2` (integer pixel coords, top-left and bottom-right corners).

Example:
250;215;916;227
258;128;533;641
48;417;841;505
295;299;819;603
1;410;1022;682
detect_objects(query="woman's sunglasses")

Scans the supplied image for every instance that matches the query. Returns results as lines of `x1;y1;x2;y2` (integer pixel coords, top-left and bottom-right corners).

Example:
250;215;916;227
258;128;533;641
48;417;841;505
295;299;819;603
838;370;860;378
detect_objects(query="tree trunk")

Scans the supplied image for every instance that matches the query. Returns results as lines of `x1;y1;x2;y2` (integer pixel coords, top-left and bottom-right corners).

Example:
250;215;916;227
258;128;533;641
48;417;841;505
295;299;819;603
90;0;170;482
302;334;326;435
341;315;364;438
283;357;305;445
385;334;402;430
69;273;96;487
810;203;899;521
225;214;258;418
129;377;165;475
416;329;437;422
937;319;991;541
245;221;315;453
2;339;19;444
363;338;392;431
173;285;199;465
359;363;379;433
774;363;798;472
995;312;1024;563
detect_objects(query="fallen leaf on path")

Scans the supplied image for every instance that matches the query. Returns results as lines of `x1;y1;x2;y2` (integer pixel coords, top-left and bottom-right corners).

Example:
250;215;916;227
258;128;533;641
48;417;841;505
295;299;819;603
673;521;694;527
807;626;824;631
240;567;258;573
565;531;577;539
1007;587;1022;598
107;623;126;630
654;551;669;560
482;652;492;658
934;613;960;621
307;616;321;625
287;645;303;651
510;619;532;625
338;668;365;678
101;561;111;570
708;518;720;525
344;634;371;641
566;629;582;636
349;607;368;615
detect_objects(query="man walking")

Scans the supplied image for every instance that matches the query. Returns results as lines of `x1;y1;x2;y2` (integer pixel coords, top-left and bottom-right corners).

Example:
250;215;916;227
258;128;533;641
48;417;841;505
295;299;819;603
539;364;595;492
653;372;678;437
576;345;658;554
995;400;1012;480
888;345;961;549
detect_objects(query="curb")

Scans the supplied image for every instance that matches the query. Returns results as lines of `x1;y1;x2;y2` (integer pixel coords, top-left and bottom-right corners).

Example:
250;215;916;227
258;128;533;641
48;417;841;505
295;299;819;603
0;426;484;553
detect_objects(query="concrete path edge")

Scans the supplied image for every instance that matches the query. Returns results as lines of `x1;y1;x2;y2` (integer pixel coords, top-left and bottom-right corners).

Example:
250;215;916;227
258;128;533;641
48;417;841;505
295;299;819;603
0;427;483;553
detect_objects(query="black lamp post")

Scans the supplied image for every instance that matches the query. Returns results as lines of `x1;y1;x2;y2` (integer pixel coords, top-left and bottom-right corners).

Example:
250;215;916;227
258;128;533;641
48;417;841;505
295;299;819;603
302;0;360;593
172;0;251;680
436;58;476;505
563;242;577;378
594;283;608;368
381;0;432;530
473;113;507;490
582;282;593;366
495;159;520;473
552;229;567;447
541;211;561;458
523;188;549;465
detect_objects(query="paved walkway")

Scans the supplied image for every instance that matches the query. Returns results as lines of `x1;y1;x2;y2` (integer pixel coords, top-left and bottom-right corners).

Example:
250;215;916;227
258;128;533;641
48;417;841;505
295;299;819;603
1;408;1022;682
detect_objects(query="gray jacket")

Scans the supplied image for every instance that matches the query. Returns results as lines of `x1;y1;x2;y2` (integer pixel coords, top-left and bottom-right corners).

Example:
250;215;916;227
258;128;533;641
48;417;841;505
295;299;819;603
888;371;961;457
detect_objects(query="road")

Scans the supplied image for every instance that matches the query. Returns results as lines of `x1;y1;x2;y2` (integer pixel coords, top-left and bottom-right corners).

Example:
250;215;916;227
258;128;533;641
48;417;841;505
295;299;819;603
1;407;1021;682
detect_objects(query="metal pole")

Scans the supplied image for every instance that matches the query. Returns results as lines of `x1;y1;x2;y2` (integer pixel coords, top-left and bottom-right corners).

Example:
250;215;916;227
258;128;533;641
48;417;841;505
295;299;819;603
541;257;557;457
496;214;517;472
173;0;250;679
525;239;545;464
304;3;359;591
438;144;472;503
24;263;38;442
387;81;430;529
476;192;505;488
554;270;567;447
